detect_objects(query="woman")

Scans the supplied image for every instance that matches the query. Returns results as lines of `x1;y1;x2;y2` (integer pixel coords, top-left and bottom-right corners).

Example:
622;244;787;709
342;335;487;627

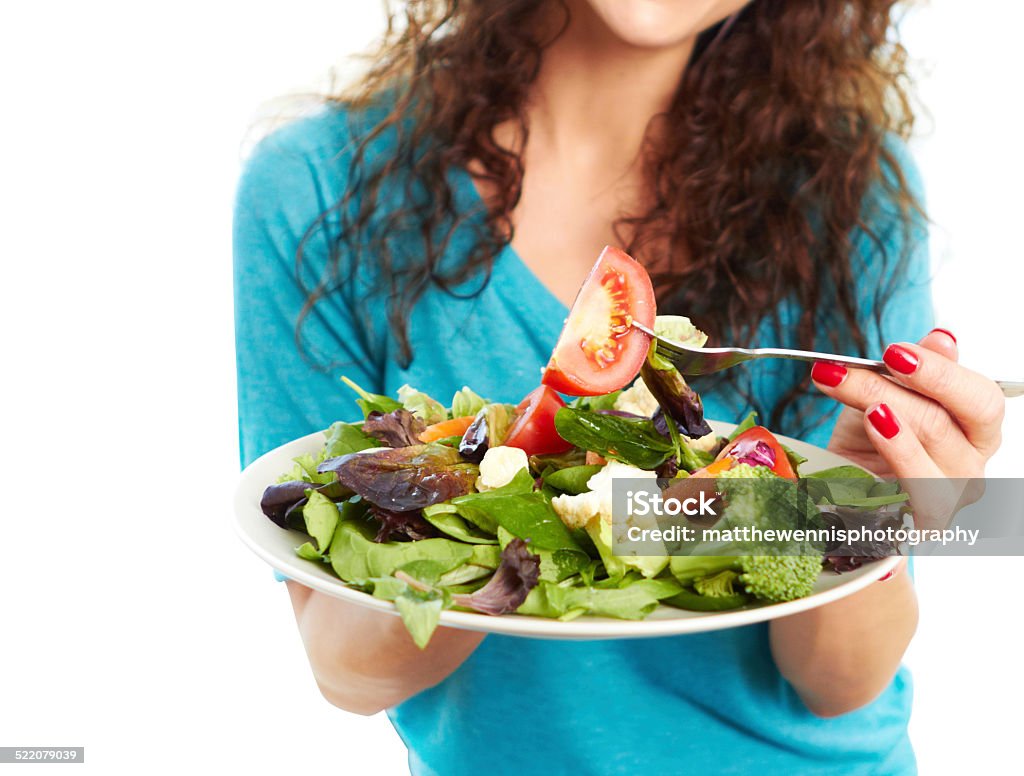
234;1;1005;773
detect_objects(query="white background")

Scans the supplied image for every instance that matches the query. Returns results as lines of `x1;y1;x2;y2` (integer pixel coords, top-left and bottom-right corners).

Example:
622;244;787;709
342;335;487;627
1;2;1021;774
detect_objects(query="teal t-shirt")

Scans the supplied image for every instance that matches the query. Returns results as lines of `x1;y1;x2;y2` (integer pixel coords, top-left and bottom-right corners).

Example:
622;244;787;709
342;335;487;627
233;106;933;776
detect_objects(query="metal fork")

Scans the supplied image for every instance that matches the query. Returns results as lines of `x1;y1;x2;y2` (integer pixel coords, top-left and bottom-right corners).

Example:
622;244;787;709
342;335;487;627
631;321;1024;398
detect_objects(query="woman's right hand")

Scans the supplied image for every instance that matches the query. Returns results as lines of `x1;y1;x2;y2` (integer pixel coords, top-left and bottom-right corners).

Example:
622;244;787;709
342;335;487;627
286;581;486;715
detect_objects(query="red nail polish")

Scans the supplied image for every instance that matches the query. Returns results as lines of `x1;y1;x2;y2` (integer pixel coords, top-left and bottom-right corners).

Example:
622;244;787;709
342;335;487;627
867;402;900;439
883;344;919;375
811;361;847;387
931;327;957;345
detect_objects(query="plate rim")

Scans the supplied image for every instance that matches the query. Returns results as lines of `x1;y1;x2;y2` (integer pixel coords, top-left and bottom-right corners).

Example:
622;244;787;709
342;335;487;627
233;421;900;640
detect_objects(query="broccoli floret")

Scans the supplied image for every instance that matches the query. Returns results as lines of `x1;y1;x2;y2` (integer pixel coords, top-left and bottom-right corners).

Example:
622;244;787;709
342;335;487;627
739;554;823;602
693;569;739;597
711;463;825;555
669;555;739;586
716;462;780;480
714;464;790;532
671;554;823;603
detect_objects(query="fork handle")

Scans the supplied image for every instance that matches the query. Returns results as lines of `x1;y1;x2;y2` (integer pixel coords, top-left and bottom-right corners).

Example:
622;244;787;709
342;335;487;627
750;348;888;373
995;380;1024;398
750;350;1023;397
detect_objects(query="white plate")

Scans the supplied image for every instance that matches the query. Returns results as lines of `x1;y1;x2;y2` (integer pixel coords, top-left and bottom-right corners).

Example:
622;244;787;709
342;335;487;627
234;420;899;640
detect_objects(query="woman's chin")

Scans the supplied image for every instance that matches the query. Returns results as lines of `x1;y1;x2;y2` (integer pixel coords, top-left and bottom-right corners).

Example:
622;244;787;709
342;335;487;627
579;0;742;49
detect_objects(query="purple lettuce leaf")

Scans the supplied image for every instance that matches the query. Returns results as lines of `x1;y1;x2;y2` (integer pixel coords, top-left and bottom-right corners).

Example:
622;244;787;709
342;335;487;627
261;480;318;528
370;505;440;543
822;506;904;572
362;409;427;448
317;444;478;512
828;556;868;573
451;538;541;615
641;361;712;438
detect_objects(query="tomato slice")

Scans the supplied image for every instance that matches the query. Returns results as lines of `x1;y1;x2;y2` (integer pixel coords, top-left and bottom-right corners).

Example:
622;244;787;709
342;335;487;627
541;246;656;396
715;426;797;479
503;386;573;456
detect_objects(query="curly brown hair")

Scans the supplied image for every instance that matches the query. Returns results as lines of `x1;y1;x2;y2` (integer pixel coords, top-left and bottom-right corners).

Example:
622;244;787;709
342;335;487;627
296;0;921;433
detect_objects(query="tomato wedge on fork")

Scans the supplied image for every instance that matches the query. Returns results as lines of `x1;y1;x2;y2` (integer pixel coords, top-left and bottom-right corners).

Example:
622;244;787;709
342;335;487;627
541;246;656;396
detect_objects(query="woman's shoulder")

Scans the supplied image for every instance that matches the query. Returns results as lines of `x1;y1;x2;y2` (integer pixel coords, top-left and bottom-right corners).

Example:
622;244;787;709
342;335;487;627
858;134;926;241
236;96;404;221
847;134;929;287
848;134;933;341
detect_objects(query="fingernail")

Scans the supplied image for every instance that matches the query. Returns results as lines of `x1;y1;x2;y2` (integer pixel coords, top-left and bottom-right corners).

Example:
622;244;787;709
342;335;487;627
867;402;900;439
811;361;847;387
931;327;957;346
878;560;905;583
883;343;919;375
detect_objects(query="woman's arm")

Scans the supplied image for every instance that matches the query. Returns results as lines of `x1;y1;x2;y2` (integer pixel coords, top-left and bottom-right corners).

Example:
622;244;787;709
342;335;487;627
779;325;1003;717
287;582;485;715
233;119;485;714
769;561;917;717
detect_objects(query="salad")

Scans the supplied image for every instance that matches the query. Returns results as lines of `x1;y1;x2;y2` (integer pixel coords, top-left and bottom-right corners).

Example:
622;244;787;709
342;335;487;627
260;247;905;647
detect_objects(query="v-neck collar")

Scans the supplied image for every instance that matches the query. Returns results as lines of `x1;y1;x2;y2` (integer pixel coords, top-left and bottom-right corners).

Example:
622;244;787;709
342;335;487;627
448;162;569;341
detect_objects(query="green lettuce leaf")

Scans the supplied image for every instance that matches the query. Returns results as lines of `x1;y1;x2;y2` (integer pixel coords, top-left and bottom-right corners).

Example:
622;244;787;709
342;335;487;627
324;421;380;457
341;376;403;418
518;578;682;620
394;590;445;649
781;443;808;472
398;384;447;424
301;490;341;554
802;465;908;507
653;315;709;346
451;387;488;418
727;411;758;442
496;526;589;583
328;519;474;584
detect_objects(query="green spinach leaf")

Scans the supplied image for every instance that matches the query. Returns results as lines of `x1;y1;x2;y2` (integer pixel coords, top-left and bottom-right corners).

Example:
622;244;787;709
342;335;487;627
422;505;499;544
554;407;673;470
542;464;603;495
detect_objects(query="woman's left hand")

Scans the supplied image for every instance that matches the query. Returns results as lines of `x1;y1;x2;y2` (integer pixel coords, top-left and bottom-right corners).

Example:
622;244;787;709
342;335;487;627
810;327;1005;528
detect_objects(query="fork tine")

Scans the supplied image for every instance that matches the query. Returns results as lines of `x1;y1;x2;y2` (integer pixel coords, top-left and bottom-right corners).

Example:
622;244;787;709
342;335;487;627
631;320;692;358
653;338;692;359
630;320;657;338
628;321;703;373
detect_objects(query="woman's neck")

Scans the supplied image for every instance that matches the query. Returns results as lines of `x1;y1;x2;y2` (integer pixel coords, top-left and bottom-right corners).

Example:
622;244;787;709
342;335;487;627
525;1;695;168
474;3;699;306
